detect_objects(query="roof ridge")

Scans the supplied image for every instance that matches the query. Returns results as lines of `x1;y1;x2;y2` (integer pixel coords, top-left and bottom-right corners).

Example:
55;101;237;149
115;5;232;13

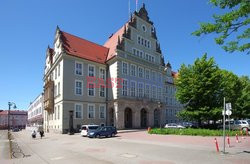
60;30;108;50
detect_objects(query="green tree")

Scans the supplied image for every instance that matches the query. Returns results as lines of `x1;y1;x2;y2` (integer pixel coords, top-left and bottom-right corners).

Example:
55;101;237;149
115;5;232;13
176;54;222;125
192;0;250;54
235;76;250;118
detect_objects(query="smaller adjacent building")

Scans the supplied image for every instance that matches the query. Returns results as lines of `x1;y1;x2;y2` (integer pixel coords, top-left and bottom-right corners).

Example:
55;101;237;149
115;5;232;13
27;93;44;127
0;110;27;129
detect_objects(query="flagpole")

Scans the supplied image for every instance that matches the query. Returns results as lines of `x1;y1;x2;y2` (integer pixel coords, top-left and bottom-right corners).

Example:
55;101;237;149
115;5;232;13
136;0;138;12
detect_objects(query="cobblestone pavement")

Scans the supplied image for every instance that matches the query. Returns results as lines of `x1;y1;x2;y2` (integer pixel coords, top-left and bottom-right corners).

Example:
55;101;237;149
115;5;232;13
4;130;250;164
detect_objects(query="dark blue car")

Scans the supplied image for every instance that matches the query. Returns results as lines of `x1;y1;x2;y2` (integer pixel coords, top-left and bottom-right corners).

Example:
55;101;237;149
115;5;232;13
87;126;117;138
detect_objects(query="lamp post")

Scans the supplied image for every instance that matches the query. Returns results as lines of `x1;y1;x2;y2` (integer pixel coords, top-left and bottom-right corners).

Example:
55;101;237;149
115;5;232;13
8;102;17;131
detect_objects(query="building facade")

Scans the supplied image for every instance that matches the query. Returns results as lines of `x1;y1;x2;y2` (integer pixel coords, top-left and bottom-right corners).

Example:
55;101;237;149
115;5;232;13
43;4;183;133
0;110;27;129
27;93;44;127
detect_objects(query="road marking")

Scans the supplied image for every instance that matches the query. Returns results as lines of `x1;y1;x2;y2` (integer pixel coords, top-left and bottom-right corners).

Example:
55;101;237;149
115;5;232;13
50;156;64;160
120;153;137;158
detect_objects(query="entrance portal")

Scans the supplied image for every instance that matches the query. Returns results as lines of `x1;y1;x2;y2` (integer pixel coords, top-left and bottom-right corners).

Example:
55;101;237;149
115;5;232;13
140;108;147;128
124;108;132;128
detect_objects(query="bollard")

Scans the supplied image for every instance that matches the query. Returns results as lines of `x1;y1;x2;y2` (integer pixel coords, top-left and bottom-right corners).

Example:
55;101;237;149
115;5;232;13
227;134;230;147
214;138;219;153
147;127;151;132
236;133;239;143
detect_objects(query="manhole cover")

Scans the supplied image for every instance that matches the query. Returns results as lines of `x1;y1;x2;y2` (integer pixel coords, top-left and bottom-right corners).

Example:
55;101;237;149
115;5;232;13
120;153;137;158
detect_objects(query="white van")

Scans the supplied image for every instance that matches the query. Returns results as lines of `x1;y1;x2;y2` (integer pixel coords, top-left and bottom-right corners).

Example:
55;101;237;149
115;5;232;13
80;125;99;137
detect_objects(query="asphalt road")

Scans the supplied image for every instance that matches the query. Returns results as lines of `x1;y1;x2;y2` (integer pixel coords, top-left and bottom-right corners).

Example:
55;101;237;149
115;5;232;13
7;130;250;164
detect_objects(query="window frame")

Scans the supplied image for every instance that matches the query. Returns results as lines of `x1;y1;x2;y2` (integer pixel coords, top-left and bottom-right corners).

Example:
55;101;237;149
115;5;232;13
75;80;83;96
75;61;83;76
88;64;96;77
88;104;95;119
75;103;83;119
99;105;106;119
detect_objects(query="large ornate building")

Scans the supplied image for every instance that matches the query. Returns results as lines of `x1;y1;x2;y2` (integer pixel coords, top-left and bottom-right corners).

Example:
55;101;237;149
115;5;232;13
43;4;183;133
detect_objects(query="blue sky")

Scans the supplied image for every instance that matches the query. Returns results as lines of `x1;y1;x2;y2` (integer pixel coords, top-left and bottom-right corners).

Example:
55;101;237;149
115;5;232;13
0;0;249;110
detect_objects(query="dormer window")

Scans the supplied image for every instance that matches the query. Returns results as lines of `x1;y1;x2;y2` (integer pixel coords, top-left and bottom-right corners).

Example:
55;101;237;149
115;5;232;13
142;25;147;32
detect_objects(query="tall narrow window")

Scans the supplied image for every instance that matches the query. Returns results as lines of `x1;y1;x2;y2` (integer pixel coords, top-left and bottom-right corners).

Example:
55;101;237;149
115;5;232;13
145;69;150;79
145;84;150;98
151;71;155;81
152;85;156;99
75;104;82;119
130;64;136;76
75;62;83;75
58;82;60;95
58;64;60;77
130;81;136;97
88;104;95;119
54;84;57;97
58;105;60;120
99;105;106;119
55;68;57;79
100;85;105;97
158;87;162;101
138;67;144;78
122;79;128;96
88;65;95;77
99;68;105;80
138;36;141;44
122;62;128;75
88;83;95;96
138;83;144;98
75;80;83;95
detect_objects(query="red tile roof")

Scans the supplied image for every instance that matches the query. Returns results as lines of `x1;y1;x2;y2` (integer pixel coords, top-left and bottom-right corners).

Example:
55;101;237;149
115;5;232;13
60;31;109;64
104;24;127;61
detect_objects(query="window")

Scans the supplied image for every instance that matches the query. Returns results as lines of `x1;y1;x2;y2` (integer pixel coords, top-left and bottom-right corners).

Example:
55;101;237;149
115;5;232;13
158;87;162;100
133;48;136;55
166;97;168;105
138;83;144;98
138;36;141;44
147;41;150;48
141;38;144;45
75;104;83;119
99;68;105;79
136;50;139;56
122;79;128;96
58;82;60;95
151;71;155;81
58;105;60;120
152;85;156;99
75;62;83;75
100;85;105;97
122;62;128;75
99;105;106;119
88;65;95;77
144;40;147;47
88;83;95;96
54;84;57;97
139;51;143;58
166;86;168;93
130;81;136;97
58;64;60;77
145;54;149;60
145;69;150;79
75;80;83;95
88;104;95;119
142;25;146;32
152;56;155;63
55;67;57;79
138;67;144;78
145;84;150;98
130;64;136;76
54;106;57;120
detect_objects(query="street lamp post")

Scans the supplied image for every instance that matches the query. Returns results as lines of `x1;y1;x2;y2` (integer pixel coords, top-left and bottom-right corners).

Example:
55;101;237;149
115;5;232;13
158;102;162;128
8;102;17;131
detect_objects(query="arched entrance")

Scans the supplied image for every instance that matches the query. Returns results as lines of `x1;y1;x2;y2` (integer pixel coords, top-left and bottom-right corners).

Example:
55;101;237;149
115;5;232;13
109;108;114;126
124;108;132;128
141;108;147;128
154;109;160;127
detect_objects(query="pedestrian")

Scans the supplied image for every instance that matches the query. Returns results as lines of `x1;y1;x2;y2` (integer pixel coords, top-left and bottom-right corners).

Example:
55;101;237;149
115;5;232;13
39;130;44;139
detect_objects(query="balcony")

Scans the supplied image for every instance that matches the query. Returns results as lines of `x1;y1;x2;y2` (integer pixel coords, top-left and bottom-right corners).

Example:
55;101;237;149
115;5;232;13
44;80;54;112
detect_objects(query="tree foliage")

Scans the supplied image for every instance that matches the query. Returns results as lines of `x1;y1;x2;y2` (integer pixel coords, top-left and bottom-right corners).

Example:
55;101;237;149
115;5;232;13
176;54;250;124
192;0;250;54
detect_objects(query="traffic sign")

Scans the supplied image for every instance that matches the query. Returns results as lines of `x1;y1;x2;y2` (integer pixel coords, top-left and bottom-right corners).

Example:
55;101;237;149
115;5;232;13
226;110;232;116
226;103;232;110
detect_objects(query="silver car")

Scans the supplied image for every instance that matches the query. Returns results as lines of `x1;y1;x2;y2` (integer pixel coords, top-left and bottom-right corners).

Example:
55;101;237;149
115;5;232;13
164;123;185;129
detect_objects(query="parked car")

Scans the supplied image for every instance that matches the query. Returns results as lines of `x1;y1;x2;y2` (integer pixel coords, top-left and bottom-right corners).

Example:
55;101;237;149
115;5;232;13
87;126;117;138
164;123;185;129
218;120;250;131
12;128;19;132
181;122;198;128
80;125;99;137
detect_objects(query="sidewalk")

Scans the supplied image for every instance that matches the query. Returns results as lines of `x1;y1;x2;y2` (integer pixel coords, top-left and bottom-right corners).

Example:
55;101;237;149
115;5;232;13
0;130;12;163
